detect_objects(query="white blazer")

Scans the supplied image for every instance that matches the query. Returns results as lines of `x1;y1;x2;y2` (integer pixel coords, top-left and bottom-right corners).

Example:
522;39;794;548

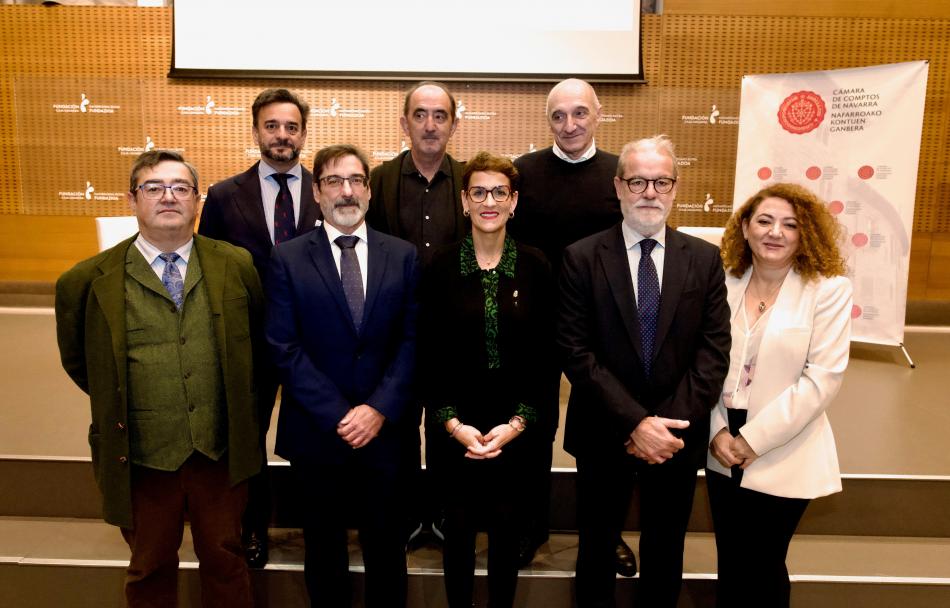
707;268;852;499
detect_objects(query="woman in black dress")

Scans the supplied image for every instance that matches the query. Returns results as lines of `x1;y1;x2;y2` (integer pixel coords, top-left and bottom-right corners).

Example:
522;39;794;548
421;152;558;608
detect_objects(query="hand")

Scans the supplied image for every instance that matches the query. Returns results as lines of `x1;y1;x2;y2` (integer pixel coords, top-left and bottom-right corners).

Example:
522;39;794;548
709;428;743;468
446;419;492;459
337;404;384;449
627;416;689;464
733;434;759;469
478;423;522;459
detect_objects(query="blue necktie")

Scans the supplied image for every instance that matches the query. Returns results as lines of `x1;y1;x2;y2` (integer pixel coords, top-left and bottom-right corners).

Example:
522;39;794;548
273;173;296;244
335;235;364;332
159;252;184;309
638;239;660;376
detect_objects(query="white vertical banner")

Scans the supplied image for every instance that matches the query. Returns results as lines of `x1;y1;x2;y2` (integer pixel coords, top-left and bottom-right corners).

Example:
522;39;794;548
734;61;929;346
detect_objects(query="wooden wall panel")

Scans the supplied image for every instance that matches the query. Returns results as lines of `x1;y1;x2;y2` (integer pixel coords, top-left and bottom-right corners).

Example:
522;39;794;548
664;0;950;19
0;5;947;299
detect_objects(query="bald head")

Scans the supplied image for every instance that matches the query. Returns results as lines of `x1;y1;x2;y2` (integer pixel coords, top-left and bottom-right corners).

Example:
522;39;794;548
545;79;602;160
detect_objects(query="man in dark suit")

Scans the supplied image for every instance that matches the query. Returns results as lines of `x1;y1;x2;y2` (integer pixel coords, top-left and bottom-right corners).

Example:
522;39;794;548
199;87;321;277
198;87;321;567
366;80;468;548
265;144;419;608
55;150;265;607
558;135;730;607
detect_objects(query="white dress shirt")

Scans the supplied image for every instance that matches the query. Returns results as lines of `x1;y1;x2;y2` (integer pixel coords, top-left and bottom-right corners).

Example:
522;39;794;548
134;234;193;282
324;221;369;295
552;140;598;164
257;161;303;244
621;221;666;303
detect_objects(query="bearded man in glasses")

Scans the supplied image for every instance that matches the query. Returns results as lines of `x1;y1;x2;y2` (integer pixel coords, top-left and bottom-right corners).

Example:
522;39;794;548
55;149;265;607
265;144;420;608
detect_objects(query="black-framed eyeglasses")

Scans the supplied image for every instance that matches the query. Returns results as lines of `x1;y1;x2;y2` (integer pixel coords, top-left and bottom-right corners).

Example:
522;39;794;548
466;185;512;203
620;176;676;194
320;175;368;189
136;183;197;201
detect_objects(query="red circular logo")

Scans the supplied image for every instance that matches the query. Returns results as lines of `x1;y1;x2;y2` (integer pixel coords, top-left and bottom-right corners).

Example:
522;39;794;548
852;233;869;247
757;167;773;180
805;166;822;180
858;165;874;179
851;304;862;319
828;200;844;215
777;91;826;135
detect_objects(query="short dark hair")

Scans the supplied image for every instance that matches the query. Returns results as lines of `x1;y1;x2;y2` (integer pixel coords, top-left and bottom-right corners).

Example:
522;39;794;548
312;144;371;189
129;150;199;193
403;81;457;122
462;151;519;190
252;88;310;130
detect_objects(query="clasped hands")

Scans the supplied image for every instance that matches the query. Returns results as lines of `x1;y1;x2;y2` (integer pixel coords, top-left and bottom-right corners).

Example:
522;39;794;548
625;416;690;464
709;428;758;469
448;419;520;459
337;404;385;449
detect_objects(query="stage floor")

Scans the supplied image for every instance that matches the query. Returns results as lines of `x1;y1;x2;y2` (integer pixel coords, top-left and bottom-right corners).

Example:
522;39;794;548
1;308;948;477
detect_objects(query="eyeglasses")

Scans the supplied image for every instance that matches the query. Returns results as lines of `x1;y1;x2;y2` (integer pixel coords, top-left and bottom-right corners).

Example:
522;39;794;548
136;183;197;201
320;175;368;190
261;121;302;136
620;176;676;194
466;185;512;203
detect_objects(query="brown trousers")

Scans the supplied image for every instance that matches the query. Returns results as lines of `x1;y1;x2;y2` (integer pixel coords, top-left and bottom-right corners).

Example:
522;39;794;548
120;453;251;608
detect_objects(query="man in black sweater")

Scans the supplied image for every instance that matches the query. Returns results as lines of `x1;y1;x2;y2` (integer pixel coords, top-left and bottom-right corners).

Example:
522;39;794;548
508;78;634;577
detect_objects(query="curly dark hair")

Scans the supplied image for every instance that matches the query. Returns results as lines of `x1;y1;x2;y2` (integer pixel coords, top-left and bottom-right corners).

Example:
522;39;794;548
721;183;848;281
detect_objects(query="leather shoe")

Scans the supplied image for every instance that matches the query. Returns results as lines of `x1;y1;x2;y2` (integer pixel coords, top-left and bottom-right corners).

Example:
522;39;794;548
516;534;545;569
244;531;269;569
615;538;637;577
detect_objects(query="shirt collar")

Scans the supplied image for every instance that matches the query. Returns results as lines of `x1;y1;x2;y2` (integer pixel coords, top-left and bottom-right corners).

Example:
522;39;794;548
552;140;597;164
258;160;303;181
621;221;666;251
135;234;194;264
325;220;368;245
459;233;517;278
401;152;452;178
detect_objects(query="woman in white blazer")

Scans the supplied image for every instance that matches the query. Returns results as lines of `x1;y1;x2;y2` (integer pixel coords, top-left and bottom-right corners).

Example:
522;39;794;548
707;183;852;608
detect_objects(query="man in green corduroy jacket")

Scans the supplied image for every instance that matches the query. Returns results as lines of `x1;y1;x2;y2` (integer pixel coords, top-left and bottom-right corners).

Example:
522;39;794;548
55;149;266;608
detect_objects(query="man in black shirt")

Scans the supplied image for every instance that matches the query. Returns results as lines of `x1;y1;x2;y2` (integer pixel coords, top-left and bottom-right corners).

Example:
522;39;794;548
508;78;634;576
367;81;468;548
367;81;467;268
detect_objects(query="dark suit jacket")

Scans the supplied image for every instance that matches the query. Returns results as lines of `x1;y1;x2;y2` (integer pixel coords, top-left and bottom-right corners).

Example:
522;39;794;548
55;235;267;528
366;150;467;243
264;224;420;466
558;224;730;467
198;162;322;280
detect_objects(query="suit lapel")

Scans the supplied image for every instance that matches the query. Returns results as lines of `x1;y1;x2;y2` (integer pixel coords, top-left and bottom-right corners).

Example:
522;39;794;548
298;169;322;232
307;226;359;334
234;162;270;248
194;236;229;374
381;151;406;236
362;227;388;330
599;225;644;362
91;237;135;394
653;226;689;359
